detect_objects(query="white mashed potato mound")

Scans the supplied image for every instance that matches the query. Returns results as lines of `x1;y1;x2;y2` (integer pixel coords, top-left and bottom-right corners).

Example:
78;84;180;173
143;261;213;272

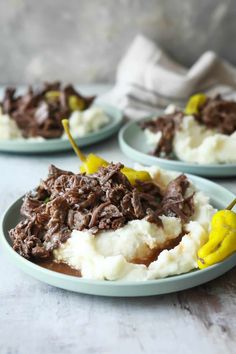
63;107;109;138
174;116;236;164
0;112;22;140
53;166;215;281
144;106;236;164
145;130;162;147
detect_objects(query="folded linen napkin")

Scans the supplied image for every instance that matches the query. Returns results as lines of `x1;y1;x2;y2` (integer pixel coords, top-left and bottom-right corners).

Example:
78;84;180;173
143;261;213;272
99;34;236;119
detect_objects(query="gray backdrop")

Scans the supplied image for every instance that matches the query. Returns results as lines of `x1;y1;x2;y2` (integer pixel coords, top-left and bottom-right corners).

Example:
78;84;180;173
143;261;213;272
0;0;234;84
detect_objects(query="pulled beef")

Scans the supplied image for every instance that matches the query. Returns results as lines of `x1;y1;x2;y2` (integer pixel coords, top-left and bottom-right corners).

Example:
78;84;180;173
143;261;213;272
9;164;195;260
140;112;183;158
141;95;236;158
197;95;236;135
157;175;195;222
1;82;95;139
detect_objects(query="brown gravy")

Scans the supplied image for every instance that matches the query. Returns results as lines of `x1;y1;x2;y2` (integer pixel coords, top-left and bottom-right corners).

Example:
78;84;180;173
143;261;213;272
34;234;184;276
34;259;81;277
131;234;183;267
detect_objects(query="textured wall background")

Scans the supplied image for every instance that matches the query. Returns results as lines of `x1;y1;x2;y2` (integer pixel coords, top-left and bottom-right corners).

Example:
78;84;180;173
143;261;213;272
0;0;235;84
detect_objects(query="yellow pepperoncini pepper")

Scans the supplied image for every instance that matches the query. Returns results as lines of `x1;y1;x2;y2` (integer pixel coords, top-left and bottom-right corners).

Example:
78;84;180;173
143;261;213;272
80;154;109;174
120;167;151;185
45;90;60;101
62;119;151;184
45;91;85;111
197;199;236;269
185;93;207;115
68;95;85;111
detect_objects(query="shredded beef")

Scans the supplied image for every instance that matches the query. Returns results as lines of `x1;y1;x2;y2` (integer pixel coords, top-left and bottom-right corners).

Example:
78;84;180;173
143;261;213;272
9;164;195;260
140;112;183;158
197;95;236;134
141;95;236;158
1;82;95;139
157;175;195;222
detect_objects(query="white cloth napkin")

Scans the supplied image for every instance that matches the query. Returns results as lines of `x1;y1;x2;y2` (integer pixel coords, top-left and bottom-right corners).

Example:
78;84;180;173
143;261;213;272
100;34;236;119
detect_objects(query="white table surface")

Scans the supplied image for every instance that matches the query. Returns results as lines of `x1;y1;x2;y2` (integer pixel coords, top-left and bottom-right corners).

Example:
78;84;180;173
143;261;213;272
0;85;236;354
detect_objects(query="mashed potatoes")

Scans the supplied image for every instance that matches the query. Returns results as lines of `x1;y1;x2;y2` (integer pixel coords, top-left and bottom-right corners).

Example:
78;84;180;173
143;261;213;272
144;105;236;164
0;112;22;140
53;167;215;281
174;116;236;164
62;107;109;138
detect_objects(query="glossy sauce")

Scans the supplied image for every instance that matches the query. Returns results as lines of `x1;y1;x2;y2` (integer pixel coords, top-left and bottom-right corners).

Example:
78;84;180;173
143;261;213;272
131;234;183;266
34;234;183;276
35;259;81;277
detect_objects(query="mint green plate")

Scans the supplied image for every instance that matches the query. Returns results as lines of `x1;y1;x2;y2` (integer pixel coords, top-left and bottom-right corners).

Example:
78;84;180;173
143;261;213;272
0;104;123;154
1;174;236;296
119;118;236;177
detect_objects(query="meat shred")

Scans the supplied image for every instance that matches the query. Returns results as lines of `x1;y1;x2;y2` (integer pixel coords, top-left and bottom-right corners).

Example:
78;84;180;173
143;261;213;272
9;164;194;260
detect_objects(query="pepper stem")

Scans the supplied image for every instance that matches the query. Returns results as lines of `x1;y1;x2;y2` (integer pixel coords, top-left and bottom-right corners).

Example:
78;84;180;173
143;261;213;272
226;198;236;210
62;119;86;162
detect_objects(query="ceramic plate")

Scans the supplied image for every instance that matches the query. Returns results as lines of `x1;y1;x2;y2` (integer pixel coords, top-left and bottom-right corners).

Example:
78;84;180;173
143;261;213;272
0;104;123;154
119;118;236;177
1;174;236;297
